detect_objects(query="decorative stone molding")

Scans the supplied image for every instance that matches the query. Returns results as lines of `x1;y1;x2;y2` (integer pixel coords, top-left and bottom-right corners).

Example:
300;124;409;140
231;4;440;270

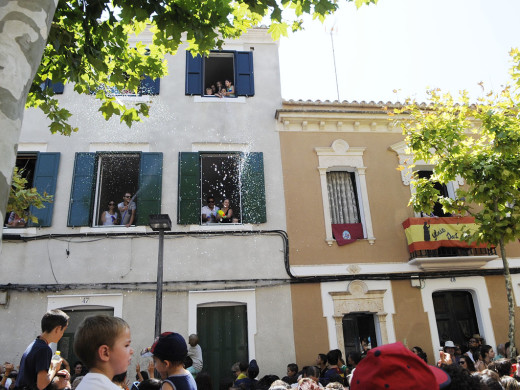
329;280;389;358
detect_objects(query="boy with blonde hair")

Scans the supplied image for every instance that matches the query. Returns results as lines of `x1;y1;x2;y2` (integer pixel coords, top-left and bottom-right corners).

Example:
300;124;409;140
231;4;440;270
151;332;197;390
74;315;134;390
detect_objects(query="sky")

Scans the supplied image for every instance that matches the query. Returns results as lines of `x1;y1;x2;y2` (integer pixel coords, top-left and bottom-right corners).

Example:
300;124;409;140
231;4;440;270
278;0;520;103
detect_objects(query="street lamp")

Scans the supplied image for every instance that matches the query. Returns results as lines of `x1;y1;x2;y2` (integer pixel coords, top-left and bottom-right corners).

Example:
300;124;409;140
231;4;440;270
149;214;172;339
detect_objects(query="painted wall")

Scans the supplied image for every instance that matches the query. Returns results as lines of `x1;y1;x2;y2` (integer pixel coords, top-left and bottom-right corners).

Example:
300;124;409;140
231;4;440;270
279;131;410;264
486;275;520;348
391;280;434;363
0;28;296;373
290;283;329;366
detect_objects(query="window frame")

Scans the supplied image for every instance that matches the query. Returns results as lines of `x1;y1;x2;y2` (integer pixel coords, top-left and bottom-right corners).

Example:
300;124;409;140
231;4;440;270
177;146;266;226
315;139;375;246
67;151;162;227
185;50;255;97
390;141;462;217
4;151;60;228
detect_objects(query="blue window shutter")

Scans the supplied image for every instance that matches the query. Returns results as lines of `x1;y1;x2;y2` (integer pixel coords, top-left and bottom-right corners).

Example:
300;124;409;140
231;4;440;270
139;76;160;95
28;152;60;227
41;80;65;94
241;152;266;223
235;51;254;96
52;81;65;94
185;52;203;95
137;152;163;225
68;153;96;227
178;152;201;224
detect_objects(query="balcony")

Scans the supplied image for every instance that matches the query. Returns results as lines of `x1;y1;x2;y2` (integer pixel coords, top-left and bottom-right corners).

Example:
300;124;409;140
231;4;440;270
402;217;498;271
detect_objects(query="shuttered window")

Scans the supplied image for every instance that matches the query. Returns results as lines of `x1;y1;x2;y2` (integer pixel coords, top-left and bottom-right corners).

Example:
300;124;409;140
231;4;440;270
6;152;61;227
177;152;266;224
67;152;163;226
185;50;254;97
29;153;61;227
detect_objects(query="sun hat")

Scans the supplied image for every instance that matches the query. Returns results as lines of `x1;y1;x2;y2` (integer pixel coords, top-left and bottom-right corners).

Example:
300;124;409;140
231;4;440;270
350;342;451;389
444;341;455;348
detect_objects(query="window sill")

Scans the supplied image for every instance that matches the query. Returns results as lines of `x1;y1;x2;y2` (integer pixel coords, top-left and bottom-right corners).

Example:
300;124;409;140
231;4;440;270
2;227;38;236
79;226;148;234
408;255;499;271
193;96;246;103
326;237;376;246
189;224;253;232
107;95;154;103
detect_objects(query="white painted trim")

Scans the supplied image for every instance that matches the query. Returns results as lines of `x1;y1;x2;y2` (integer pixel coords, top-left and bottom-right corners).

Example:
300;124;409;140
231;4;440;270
320;281;396;350
192;143;250;153
290;257;520;276
88;143;150;152
511;273;520;309
419;277;496;363
188;289;257;359
78;226;147;234
315;139;375;246
2;227;38;236
193;96;246;103
18;143;47;152
189;224;253;232
47;294;124;317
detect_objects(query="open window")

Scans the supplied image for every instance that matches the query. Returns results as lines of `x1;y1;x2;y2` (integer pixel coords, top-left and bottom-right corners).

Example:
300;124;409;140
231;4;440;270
68;152;162;227
185;51;254;97
4;152;60;228
178;152;265;225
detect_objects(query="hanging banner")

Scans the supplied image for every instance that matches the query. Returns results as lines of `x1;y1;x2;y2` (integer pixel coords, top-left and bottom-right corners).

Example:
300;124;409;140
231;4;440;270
402;217;489;253
332;223;364;246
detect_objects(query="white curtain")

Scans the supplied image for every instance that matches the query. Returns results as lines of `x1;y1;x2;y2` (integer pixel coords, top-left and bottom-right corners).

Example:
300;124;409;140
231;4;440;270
327;171;360;224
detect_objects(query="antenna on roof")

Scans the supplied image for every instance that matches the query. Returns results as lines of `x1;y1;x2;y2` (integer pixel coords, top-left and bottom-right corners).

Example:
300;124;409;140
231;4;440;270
328;22;340;102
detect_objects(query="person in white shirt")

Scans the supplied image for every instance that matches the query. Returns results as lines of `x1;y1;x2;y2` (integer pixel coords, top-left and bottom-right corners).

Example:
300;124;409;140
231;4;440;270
187;334;203;375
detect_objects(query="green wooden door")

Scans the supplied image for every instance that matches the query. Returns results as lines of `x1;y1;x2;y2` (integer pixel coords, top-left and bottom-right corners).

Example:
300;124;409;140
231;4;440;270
197;305;248;390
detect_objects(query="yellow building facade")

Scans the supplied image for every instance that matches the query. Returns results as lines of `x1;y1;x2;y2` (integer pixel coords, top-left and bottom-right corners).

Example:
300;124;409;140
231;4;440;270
276;100;520;366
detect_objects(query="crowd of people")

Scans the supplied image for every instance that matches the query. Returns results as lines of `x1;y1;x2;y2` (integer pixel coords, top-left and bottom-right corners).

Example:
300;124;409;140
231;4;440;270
4;310;520;390
204;80;235;98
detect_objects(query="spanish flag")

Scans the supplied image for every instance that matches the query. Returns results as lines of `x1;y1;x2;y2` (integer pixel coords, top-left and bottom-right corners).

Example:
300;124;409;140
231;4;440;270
402;217;489;253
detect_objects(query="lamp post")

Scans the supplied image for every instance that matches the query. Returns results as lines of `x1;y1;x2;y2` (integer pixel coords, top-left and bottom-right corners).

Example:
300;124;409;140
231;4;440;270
149;214;172;339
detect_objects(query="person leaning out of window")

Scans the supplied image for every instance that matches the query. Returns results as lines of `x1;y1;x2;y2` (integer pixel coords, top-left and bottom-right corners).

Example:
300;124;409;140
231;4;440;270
218;199;233;223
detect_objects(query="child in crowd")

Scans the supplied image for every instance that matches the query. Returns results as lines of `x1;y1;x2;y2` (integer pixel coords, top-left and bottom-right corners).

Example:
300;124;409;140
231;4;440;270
282;363;298;385
74;315;134;390
151;332;197;390
205;88;213;96
15;310;69;390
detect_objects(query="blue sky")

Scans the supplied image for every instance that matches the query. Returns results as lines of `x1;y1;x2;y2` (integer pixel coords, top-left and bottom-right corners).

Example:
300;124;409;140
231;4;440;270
279;0;520;103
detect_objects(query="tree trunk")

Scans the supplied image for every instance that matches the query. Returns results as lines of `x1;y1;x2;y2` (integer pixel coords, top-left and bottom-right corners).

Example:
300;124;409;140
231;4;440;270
0;0;57;249
499;238;517;357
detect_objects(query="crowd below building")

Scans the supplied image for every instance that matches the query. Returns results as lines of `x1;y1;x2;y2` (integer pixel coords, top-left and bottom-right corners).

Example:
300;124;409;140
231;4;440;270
3;310;520;390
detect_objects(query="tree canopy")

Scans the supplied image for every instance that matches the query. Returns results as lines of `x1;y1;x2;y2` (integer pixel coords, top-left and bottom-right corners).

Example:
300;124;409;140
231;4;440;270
30;0;377;135
392;50;520;356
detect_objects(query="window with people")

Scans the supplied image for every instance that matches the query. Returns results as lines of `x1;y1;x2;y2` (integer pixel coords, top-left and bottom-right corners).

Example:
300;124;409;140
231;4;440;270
68;152;163;227
4;152;60;228
178;152;265;225
186;51;254;97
